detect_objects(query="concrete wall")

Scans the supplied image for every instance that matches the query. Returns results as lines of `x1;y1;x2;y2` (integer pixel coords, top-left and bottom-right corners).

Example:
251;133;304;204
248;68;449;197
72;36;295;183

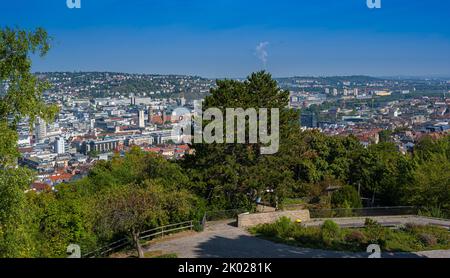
237;210;310;228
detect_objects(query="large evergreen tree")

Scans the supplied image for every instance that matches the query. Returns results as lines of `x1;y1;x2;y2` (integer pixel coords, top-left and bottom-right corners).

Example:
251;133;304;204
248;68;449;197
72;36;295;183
184;71;299;209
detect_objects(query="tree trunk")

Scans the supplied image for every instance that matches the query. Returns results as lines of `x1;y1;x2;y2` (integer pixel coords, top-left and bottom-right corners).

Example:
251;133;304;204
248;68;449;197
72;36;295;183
132;231;144;258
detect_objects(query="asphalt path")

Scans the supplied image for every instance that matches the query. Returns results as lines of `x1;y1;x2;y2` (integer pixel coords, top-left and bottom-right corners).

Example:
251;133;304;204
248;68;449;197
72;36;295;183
144;219;450;258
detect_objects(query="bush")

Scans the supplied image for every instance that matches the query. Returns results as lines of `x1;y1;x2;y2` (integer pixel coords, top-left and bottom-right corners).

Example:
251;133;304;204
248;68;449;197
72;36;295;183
274;217;296;238
345;230;366;244
419;233;438;247
251;217;296;239
419;207;449;219
404;223;421;231
321;220;341;245
331;185;362;209
364;218;380;228
322;220;340;234
404;224;449;247
292;226;322;246
364;219;388;248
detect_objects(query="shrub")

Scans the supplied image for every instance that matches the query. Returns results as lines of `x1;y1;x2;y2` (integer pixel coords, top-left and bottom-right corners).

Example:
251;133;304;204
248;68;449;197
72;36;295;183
345;230;366;244
331;185;362;209
404;224;449;247
419;233;438;247
293;226;322;246
253;223;278;238
364;219;388;248
251;217;296;239
404;223;421;231
274;217;296;238
322;220;340;234
321;220;341;245
419;207;448;219
364;218;380;228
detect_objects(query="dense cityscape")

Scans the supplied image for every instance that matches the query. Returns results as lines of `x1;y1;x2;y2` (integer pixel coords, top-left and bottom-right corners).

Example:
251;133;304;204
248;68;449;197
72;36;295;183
12;72;450;193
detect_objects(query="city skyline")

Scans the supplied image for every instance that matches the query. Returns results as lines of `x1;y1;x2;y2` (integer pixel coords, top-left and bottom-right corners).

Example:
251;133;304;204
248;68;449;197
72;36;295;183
2;0;450;77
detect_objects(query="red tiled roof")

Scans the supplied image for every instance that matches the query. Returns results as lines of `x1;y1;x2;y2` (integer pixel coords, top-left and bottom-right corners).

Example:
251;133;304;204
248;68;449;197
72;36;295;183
31;182;51;192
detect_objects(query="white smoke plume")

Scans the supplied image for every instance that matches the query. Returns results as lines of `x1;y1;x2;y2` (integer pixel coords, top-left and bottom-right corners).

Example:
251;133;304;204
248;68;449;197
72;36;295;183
256;42;269;69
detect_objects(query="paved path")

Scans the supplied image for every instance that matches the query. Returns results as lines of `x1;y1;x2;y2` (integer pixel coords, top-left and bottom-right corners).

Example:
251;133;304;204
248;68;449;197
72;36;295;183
144;220;450;258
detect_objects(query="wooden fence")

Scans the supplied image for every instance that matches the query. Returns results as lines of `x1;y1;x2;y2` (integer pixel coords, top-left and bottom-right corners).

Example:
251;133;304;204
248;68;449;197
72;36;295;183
83;220;194;258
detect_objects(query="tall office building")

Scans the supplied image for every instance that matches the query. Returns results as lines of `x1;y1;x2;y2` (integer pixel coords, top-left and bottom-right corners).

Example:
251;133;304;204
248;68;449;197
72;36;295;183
177;97;186;107
130;94;136;106
161;109;167;123
138;110;145;128
90;119;96;129
35;118;47;143
148;106;153;124
300;112;317;128
54;137;66;154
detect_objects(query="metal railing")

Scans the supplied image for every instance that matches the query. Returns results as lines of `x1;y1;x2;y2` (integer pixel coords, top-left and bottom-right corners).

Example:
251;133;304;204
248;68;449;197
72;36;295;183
309;206;419;219
83;220;194;258
204;208;249;222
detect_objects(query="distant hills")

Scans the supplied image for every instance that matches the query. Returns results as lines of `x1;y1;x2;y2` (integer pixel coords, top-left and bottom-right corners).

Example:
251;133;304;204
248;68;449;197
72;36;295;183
33;72;449;100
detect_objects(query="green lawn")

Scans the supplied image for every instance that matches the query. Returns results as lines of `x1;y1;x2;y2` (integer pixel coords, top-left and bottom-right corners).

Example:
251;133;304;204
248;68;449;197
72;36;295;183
249;217;450;253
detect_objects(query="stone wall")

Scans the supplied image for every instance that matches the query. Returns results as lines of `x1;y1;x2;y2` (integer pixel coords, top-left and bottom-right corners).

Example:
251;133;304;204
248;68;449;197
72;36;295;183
237;210;310;228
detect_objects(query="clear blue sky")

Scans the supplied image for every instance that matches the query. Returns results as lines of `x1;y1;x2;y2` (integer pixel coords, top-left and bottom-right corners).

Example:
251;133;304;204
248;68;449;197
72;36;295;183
2;0;450;77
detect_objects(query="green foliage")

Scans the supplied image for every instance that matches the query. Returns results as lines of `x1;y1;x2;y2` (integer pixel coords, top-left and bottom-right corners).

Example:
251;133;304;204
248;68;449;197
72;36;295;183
184;71;299;209
86;147;190;192
0;27;58;165
320;220;341;245
331;185;362;209
418;207;449;219
154;253;178;258
378;130;393;143
0;168;36;257
94;181;196;257
251;219;450;252
27;189;97;257
344;230;366;248
0;27;60;257
407;155;450;210
363;219;388;248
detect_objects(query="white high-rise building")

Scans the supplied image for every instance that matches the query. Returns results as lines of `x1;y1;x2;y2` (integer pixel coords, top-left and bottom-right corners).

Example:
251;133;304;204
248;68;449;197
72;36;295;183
54;137;66;154
35;118;47;143
138;110;145;128
180;97;186;107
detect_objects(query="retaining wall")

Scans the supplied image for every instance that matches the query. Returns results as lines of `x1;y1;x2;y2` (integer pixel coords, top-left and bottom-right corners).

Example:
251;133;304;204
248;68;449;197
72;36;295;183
237;210;310;228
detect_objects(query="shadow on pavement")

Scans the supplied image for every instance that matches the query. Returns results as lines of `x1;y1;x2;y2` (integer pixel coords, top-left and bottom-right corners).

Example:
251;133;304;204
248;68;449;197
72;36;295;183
194;235;426;259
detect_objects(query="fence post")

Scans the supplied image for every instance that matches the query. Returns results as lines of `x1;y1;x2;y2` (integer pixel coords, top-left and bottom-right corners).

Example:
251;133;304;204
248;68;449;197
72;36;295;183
162;226;164;238
201;213;207;230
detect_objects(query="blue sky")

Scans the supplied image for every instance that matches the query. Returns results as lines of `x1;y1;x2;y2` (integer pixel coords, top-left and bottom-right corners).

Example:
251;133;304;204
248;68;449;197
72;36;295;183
1;0;450;77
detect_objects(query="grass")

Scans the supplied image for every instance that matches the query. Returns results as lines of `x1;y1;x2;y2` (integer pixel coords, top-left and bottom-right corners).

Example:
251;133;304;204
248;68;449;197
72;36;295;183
144;250;178;258
249;217;450;253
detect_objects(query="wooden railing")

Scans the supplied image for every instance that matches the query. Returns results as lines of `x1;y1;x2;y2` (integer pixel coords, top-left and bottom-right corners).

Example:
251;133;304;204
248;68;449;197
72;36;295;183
83;220;194;258
139;220;194;240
